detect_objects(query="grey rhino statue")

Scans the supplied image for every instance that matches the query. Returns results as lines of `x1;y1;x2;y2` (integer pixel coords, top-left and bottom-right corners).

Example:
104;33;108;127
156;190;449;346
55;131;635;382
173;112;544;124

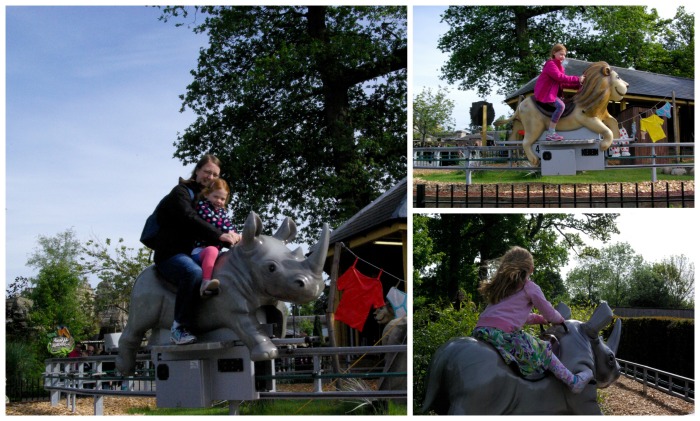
422;301;621;415
116;212;329;376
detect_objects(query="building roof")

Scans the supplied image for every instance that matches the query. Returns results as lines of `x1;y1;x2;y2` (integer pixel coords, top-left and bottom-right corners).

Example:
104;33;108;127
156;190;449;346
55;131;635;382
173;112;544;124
328;178;407;244
506;59;694;104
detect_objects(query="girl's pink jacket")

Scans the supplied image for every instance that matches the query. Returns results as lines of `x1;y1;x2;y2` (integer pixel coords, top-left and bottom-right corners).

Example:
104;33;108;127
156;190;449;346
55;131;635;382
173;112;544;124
533;59;581;103
475;280;566;333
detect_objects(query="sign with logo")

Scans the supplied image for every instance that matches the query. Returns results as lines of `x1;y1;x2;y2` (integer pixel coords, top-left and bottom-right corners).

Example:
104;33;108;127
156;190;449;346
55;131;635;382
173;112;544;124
47;325;76;357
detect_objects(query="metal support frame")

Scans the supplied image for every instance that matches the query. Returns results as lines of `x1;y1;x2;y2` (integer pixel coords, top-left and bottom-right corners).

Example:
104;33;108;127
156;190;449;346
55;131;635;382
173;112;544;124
44;343;407;415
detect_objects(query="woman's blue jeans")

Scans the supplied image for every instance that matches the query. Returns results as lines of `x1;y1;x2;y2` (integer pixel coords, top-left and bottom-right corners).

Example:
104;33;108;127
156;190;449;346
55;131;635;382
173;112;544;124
155;253;202;329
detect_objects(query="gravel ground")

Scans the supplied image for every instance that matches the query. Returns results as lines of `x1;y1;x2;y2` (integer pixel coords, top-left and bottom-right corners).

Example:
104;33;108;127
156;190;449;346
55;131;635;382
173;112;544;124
599;375;694;415
5;376;693;415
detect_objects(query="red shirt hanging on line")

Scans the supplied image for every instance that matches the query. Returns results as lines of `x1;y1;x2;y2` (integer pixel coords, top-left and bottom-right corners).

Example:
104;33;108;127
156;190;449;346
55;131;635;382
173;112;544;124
335;259;385;332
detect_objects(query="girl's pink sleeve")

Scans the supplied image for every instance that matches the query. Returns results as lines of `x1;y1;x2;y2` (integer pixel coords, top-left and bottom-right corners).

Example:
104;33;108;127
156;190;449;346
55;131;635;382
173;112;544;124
542;60;580;85
525;281;566;324
561;79;582;90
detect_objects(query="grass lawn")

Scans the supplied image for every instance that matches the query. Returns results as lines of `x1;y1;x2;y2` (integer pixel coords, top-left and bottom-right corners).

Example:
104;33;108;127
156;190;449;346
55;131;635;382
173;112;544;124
414;168;693;185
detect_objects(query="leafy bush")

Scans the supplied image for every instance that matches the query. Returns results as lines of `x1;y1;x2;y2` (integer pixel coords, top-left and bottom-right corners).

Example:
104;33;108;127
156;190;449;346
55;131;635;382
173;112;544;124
413;303;479;411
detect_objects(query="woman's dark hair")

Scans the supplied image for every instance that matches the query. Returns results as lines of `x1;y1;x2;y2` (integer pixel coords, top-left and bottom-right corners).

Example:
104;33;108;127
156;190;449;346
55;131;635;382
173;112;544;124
189;154;222;180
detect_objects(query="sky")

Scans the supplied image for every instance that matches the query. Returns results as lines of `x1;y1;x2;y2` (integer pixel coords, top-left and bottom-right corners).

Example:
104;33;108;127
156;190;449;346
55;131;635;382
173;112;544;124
411;4;694;132
5;6;210;287
560;210;698;278
3;4;697;292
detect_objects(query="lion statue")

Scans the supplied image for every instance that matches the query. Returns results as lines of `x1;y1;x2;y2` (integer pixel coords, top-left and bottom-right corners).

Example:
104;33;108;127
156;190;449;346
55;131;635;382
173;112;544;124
509;61;629;166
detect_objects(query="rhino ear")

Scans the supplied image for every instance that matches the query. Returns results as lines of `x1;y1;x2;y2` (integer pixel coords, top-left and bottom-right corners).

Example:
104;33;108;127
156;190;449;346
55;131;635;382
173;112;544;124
273;217;297;244
582;301;613;339
555;302;571;320
292;247;304;258
241;212;263;247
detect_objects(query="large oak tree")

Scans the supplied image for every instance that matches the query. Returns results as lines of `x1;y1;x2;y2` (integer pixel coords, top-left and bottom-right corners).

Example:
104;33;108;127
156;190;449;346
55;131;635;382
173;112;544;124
438;6;693;97
162;6;407;240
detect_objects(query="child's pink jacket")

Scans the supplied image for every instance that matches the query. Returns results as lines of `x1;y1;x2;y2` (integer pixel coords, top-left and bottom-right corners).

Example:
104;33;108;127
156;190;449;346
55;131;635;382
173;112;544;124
476;280;566;333
533;59;581;103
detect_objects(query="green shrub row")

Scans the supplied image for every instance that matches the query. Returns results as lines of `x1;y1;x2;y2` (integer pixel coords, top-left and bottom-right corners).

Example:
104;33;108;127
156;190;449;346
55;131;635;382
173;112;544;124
604;317;694;378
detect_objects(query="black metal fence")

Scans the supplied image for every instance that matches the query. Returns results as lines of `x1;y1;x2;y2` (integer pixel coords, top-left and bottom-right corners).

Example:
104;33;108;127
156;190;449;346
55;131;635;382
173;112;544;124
414;182;694;208
6;376;50;403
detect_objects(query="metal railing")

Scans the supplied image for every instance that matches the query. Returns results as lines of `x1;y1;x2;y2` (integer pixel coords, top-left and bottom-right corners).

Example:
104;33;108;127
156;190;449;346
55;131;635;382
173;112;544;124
414;141;694;183
259;344;407;400
43;343;406;414
44;353;155;414
617;358;694;402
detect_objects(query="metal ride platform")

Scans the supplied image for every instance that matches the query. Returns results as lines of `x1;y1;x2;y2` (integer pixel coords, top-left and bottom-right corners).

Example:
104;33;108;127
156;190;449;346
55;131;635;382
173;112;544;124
534;139;604;176
44;339;407;415
531;127;605;176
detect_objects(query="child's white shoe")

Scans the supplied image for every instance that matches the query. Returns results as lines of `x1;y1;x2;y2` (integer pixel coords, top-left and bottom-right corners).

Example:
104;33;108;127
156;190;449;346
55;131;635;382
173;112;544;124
200;278;220;297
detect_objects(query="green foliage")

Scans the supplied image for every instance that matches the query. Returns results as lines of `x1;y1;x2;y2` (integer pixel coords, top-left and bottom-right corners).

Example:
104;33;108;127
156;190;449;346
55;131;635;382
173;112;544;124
567;243;693;309
654;255;694;308
28;263;95;341
25;229;97;343
6;276;31;299
412;214;444;308
627;263;672;307
160;6;407;243
413;213;617;307
5;341;45;381
607;317;694;378
413;86;456;140
80;237;152;319
438;6;693;97
413;302;480;409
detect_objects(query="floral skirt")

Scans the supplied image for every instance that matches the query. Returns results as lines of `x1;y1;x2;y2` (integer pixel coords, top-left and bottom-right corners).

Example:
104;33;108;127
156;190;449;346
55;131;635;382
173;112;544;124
473;326;552;377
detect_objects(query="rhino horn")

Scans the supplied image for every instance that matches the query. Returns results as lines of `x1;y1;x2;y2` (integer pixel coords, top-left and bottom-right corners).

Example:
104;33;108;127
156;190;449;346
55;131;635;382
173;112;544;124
241;212;264;248
606;319;622;354
308;223;330;273
582;301;613;339
273;217;297;244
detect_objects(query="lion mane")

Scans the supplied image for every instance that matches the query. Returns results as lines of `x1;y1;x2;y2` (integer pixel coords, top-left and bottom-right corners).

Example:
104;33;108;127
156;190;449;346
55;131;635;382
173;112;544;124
573;61;615;119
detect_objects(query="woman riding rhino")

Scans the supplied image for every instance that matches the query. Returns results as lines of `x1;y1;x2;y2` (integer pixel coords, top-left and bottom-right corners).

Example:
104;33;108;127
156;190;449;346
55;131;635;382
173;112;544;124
147;154;241;345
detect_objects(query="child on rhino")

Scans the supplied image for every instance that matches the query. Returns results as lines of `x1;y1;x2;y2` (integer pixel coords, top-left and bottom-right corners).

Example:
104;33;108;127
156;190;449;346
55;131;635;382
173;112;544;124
472;246;593;393
192;177;236;297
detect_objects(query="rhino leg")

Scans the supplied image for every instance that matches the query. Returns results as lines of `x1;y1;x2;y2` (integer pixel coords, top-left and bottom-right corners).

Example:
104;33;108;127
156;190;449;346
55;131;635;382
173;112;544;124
116;269;171;375
251;338;279;361
232;313;279;361
116;322;143;376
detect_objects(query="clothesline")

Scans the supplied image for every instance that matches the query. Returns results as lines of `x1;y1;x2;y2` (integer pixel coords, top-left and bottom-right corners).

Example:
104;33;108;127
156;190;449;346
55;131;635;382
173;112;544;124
339;242;405;287
616;96;673;128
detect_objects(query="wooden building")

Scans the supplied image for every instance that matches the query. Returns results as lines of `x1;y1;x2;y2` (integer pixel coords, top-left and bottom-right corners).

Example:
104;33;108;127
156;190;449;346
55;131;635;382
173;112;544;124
321;178;407;348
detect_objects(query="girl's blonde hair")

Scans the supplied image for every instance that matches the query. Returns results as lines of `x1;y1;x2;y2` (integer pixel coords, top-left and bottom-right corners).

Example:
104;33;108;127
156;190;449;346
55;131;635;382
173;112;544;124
201;178;231;205
550;43;567;59
477;246;534;305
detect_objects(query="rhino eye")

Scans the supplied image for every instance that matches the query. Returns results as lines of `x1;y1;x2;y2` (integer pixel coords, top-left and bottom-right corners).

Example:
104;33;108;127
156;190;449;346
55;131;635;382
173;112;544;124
268;264;277;273
608;353;615;367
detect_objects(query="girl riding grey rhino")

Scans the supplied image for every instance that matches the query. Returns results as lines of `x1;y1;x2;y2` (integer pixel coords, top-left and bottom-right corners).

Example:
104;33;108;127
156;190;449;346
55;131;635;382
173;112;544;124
473;246;593;393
